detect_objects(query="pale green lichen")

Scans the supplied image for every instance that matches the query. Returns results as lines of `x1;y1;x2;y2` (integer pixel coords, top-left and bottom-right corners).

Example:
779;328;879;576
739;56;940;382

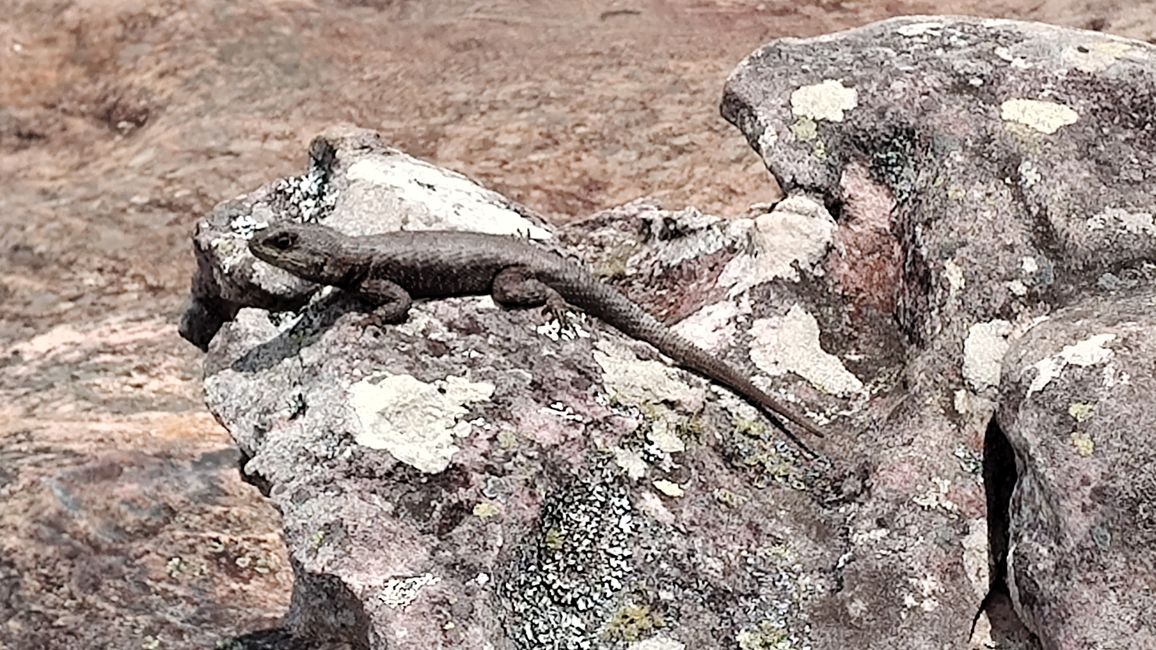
809;138;828;160
676;414;705;441
737;621;794;650
473;501;501;518
734;417;768;438
604;603;665;643
790;117;818;141
593;245;635;281
593;340;703;412
741;449;795;486
1071;431;1095;457
543;527;565;551
1069;402;1095;422
496;430;519;448
714;488;748;508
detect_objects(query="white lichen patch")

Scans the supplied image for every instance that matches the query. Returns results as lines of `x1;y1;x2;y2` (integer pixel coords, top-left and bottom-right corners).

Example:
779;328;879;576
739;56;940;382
1000;99;1079;134
904;574;944;613
1060;333;1117;366
896;21;945;37
672;299;740;353
1086;207;1156;237
349;373;495;473
790;79;858;122
851;526;890;545
377;573;440;608
757;127;778;155
912;477;959;513
1018;160;1042;188
953;389;971;415
593;340;704;411
1021;256;1039;274
536;311;592;342
648;426;686;454
345;156;551;239
994;46;1033;70
718;196;835;296
1027;333;1117;395
652;479;684;498
613;447;649;480
943;259;966;297
628;636;686;650
962;320;1013;392
749;305;864;397
1062;42;1134;73
1007;280;1028;296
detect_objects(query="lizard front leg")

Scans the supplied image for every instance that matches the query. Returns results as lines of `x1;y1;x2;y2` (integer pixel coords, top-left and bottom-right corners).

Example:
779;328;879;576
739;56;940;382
352;273;413;326
491;266;569;321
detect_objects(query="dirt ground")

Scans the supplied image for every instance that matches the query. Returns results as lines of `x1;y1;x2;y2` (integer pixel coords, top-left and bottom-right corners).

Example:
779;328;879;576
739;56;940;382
1;1;1153;648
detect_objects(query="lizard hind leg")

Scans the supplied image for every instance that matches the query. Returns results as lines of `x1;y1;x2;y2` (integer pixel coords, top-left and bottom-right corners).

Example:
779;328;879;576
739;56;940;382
491;265;570;321
491;265;553;308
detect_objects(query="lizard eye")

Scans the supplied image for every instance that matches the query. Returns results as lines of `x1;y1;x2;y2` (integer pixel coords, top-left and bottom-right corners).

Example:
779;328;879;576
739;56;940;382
267;231;298;251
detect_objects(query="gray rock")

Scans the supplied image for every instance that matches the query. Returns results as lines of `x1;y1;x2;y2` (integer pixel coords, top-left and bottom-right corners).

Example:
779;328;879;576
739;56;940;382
722;14;1154;650
187;127;866;649
184;15;1156;649
998;290;1156;650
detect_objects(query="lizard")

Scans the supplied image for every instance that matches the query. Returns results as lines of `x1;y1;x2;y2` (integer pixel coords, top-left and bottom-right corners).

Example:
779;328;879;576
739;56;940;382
248;221;828;455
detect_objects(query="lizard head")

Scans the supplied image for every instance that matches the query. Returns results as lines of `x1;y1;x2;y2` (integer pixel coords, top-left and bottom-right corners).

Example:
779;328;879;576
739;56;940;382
249;222;344;282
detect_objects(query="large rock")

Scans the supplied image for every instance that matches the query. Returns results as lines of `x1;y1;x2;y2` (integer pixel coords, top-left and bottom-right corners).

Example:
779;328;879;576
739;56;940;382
722;14;1155;650
997;292;1156;650
182;15;1156;650
185;126;868;649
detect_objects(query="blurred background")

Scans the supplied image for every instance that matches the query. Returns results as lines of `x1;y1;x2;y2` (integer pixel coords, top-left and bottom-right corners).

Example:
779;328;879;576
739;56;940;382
1;1;1153;647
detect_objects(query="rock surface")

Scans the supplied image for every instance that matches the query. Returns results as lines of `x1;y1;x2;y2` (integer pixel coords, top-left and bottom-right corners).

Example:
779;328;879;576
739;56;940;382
186;126;867;649
183;16;1156;650
998;292;1156;650
722;14;1155;650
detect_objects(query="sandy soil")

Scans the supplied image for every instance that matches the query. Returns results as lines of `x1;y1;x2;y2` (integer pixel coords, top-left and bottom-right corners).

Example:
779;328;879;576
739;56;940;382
1;1;1152;647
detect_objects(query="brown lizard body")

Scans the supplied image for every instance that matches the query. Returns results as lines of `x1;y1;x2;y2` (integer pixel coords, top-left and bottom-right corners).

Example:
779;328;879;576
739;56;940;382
249;222;827;454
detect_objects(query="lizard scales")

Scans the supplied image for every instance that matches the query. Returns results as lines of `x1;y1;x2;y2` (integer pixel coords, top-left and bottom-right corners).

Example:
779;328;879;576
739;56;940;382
249;222;827;453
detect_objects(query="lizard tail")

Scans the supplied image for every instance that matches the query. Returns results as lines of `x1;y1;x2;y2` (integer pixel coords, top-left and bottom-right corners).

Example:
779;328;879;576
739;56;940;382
545;268;826;454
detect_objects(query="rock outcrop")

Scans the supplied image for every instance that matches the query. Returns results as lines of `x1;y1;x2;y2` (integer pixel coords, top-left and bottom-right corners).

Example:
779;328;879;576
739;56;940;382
722;14;1155;650
182;15;1155;650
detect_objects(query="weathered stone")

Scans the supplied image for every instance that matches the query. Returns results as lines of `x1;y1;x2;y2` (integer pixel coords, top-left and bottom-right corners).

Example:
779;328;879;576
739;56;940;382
998;290;1156;650
184;15;1156;650
722;14;1154;650
186;127;867;649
